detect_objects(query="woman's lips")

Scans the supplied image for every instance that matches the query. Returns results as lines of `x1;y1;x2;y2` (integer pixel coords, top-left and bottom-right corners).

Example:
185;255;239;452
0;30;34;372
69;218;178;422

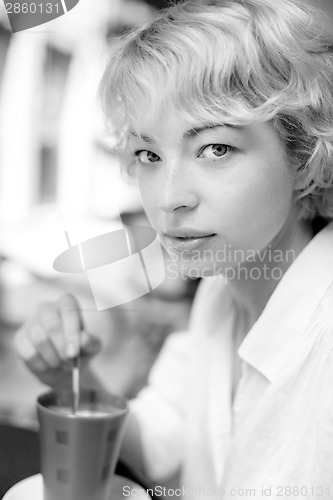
163;234;216;253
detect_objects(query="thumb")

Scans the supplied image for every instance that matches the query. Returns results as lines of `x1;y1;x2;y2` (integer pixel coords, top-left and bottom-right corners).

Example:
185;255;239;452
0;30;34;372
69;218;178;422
80;330;102;357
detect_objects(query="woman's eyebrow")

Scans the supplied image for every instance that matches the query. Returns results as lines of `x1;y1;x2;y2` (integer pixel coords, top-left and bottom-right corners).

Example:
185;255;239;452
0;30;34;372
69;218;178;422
128;123;244;143
128;131;155;144
185;123;243;139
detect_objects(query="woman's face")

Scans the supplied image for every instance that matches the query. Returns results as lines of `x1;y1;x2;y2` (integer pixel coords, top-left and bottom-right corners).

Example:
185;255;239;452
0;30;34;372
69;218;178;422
127;110;296;278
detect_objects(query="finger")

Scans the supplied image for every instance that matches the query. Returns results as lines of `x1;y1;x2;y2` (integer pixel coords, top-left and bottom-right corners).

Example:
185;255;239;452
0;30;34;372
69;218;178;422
15;328;48;373
38;302;61;331
38;303;65;361
57;294;83;358
29;321;61;369
80;330;102;356
61;333;101;371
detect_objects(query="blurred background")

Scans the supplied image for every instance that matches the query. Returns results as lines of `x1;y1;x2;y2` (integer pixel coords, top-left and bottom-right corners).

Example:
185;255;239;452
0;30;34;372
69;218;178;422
0;0;199;429
0;0;331;428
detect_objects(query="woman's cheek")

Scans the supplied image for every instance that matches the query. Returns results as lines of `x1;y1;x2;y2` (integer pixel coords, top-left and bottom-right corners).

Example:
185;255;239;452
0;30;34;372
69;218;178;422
138;180;159;227
220;168;293;252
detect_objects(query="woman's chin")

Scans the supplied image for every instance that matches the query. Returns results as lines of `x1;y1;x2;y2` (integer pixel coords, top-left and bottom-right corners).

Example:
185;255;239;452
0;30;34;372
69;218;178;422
177;262;225;279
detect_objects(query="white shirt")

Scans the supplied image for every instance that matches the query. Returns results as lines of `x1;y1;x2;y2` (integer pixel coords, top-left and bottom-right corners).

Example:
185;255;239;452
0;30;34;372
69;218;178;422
130;222;333;499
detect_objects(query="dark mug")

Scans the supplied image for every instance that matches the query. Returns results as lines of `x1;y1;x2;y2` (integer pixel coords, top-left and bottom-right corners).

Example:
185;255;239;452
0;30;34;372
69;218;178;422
37;389;128;500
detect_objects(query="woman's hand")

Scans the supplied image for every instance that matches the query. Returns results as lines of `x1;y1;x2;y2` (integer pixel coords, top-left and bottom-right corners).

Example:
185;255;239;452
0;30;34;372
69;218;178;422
15;293;102;389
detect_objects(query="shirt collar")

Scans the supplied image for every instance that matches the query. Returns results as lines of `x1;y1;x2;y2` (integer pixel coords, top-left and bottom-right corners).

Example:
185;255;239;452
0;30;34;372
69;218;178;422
237;221;333;382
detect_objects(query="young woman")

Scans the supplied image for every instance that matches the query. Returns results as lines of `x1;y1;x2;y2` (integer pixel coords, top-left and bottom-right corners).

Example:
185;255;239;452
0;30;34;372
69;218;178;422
16;0;333;497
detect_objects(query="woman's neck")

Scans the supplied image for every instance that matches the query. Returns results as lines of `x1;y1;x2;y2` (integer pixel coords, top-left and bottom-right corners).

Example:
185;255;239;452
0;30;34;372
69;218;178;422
226;212;314;324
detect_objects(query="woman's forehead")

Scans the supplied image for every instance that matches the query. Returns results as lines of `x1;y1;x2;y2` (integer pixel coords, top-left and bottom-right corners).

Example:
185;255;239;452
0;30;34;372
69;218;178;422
125;100;256;140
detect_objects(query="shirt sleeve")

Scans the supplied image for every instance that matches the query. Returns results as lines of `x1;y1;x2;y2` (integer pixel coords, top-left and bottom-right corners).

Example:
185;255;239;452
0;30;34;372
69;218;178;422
129;331;191;481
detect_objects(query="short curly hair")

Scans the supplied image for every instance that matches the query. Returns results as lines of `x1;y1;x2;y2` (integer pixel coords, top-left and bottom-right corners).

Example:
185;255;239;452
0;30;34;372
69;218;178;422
100;0;333;220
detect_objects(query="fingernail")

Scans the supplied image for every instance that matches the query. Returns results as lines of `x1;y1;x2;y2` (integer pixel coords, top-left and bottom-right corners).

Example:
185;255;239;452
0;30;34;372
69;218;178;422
66;341;78;358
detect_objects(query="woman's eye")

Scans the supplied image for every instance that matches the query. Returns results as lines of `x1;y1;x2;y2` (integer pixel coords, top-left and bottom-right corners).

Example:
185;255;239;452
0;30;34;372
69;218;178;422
198;144;230;160
135;150;160;164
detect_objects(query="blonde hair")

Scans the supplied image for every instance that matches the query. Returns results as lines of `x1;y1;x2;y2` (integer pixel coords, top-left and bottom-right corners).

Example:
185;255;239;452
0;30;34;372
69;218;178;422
100;0;333;220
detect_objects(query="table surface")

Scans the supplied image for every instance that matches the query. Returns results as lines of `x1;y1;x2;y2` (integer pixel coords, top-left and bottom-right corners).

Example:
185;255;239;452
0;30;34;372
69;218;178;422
0;424;39;498
0;424;154;499
3;473;151;500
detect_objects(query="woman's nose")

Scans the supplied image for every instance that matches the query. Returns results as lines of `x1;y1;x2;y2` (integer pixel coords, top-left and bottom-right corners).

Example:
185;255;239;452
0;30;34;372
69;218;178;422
157;162;199;214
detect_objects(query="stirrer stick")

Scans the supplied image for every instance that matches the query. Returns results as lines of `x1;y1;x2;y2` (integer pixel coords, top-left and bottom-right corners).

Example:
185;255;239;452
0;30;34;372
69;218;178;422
64;229;81;415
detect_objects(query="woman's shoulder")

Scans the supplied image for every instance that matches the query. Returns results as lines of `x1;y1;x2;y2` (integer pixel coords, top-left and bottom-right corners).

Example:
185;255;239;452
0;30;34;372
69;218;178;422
315;281;333;331
307;286;333;391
